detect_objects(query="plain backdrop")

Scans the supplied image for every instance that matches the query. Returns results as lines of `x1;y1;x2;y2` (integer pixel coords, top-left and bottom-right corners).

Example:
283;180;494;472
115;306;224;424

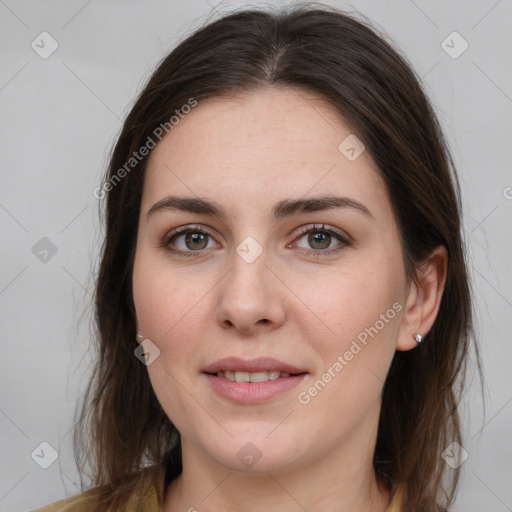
0;1;511;511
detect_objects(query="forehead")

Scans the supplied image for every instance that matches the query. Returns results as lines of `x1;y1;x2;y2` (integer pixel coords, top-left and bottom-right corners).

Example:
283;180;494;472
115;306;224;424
142;87;387;216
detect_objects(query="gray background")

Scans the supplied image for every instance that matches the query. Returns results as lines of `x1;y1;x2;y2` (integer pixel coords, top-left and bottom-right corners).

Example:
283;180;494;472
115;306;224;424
0;1;510;511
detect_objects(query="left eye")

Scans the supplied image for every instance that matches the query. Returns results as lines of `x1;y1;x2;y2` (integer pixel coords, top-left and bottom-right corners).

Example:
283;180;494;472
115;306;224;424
291;224;351;254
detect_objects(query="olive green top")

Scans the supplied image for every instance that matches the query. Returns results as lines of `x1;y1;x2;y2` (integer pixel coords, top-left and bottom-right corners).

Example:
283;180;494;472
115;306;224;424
31;476;160;512
32;475;404;512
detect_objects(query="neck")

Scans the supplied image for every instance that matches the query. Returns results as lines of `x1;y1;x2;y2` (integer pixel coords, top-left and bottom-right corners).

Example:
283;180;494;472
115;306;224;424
164;439;390;512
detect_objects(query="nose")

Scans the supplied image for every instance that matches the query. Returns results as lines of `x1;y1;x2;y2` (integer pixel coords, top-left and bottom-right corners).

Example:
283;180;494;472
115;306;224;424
216;248;286;335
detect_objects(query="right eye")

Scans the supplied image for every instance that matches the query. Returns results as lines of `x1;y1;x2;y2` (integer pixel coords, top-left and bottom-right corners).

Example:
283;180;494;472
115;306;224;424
162;225;220;257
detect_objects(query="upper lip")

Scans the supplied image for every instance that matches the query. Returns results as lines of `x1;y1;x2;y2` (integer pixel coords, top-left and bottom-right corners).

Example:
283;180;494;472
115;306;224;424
203;357;307;374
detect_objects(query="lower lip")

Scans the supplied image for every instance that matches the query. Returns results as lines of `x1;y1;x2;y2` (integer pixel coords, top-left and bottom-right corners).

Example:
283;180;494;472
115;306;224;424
203;373;307;404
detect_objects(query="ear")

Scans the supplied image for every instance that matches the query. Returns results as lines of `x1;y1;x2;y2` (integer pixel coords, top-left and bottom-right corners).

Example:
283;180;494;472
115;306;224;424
396;245;448;351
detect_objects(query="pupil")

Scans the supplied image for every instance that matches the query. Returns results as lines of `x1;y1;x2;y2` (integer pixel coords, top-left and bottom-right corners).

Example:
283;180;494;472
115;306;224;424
310;232;330;249
186;233;207;250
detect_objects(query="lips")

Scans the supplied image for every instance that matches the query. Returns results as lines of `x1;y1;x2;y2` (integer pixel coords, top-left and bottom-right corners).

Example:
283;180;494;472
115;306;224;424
202;357;308;404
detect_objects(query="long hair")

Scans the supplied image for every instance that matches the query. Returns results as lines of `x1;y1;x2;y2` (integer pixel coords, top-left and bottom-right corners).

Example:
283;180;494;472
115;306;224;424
74;4;481;510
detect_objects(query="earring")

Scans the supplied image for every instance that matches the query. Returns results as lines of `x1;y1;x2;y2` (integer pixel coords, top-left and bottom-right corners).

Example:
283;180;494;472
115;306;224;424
413;333;423;344
136;332;144;341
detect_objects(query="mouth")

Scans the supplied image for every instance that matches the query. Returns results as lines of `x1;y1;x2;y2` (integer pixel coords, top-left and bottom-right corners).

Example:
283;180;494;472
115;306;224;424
202;357;308;404
208;370;304;382
202;356;307;379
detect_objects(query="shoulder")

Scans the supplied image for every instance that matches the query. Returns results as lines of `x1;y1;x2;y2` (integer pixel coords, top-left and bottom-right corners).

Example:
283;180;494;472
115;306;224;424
30;491;98;512
30;474;161;512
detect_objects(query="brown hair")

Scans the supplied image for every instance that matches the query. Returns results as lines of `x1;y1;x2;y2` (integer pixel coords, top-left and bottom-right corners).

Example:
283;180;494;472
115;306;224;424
74;4;481;511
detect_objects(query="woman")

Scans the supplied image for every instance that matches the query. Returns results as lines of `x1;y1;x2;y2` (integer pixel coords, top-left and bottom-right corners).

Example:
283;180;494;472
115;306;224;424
34;4;480;511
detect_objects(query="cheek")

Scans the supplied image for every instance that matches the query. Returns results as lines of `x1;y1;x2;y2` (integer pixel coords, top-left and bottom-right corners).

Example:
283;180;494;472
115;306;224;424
132;261;211;430
133;255;205;343
302;265;403;352
295;260;404;415
132;256;222;405
295;276;401;420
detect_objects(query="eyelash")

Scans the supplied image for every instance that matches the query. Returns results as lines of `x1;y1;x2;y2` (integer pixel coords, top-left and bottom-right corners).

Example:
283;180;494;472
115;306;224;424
161;223;352;259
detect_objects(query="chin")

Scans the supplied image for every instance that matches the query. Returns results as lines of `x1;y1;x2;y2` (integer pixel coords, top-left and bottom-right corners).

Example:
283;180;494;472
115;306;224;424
196;432;308;475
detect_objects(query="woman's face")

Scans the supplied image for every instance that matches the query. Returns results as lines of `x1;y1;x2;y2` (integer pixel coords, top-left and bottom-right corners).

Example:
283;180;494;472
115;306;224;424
132;87;410;474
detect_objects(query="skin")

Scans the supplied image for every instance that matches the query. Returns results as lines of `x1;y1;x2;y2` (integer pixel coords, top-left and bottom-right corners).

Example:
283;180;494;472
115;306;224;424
132;87;447;512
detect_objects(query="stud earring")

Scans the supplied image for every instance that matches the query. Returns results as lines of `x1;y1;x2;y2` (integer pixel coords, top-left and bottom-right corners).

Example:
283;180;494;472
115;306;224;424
413;333;423;344
136;332;144;341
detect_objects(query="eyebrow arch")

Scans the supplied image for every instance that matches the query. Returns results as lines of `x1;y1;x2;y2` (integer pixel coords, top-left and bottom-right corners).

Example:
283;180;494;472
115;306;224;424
146;194;373;221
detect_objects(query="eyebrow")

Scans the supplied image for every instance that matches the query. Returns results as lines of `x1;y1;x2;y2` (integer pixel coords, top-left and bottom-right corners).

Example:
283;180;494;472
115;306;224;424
146;194;373;222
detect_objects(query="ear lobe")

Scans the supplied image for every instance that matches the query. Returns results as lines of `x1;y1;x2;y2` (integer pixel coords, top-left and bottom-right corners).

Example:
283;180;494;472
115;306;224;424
396;245;448;351
135;316;143;344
